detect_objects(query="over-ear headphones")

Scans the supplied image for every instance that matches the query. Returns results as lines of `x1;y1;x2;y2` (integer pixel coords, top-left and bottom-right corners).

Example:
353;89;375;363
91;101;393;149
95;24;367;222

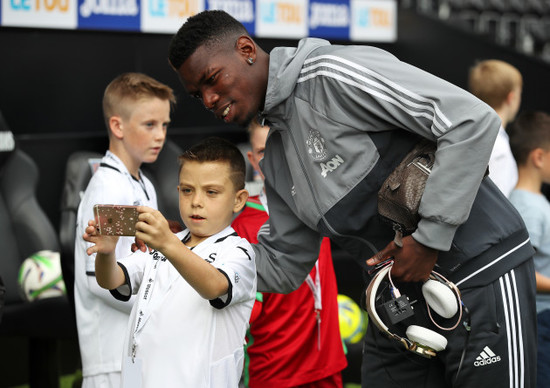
365;262;463;358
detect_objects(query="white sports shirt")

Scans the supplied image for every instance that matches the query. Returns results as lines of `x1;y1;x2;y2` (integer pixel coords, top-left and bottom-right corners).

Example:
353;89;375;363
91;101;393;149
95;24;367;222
488;126;518;198
113;226;256;388
74;151;157;383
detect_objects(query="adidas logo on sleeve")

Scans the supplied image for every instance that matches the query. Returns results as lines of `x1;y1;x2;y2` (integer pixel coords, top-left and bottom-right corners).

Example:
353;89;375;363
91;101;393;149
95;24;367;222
474;346;502;367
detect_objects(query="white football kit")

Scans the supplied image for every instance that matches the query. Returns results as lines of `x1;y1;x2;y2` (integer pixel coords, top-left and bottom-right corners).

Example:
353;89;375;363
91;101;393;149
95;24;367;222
74;151;157;387
113;226;256;388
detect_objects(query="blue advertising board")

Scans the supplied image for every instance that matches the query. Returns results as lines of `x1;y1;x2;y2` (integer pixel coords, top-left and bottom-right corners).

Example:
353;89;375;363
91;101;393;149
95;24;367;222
77;0;140;31
309;0;349;40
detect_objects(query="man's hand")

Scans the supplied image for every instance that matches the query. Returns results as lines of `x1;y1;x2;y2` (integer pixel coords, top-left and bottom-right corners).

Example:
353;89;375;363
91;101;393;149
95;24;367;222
366;235;438;282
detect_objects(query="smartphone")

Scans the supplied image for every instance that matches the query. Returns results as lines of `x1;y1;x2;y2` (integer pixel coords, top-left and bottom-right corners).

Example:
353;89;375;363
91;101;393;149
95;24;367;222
93;204;139;236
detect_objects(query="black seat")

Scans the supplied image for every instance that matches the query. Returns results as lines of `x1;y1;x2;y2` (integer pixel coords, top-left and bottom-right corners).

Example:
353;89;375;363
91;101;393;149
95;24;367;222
0;132;77;387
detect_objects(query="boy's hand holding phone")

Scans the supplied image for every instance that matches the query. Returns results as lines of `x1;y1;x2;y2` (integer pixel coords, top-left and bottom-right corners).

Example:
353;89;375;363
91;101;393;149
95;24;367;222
83;219;119;256
132;219;183;253
135;206;181;254
90;204;181;256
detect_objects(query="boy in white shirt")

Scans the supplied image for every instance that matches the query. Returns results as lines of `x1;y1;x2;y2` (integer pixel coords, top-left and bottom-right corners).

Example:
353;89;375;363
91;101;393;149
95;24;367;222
468;59;523;197
83;137;257;388
74;72;174;388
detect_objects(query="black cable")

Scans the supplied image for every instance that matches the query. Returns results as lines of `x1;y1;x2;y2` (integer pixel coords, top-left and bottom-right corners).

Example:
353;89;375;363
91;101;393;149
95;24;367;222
453;303;472;386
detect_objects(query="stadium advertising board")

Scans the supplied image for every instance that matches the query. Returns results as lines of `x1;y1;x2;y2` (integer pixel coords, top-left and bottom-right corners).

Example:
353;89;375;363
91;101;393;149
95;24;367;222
0;0;396;41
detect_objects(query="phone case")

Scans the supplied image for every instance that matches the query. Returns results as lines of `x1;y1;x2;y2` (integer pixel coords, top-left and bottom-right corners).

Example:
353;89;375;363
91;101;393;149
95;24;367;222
93;204;139;236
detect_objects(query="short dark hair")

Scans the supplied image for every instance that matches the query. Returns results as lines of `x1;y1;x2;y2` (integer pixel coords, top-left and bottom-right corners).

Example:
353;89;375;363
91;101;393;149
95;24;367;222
179;137;246;190
168;10;249;70
509;111;550;165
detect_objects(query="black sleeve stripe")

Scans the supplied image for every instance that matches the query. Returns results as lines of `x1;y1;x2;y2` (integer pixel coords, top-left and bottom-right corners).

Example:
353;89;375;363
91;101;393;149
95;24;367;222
214;232;239;244
236;246;251;260
86;271;95;276
109;262;132;302
209;268;233;310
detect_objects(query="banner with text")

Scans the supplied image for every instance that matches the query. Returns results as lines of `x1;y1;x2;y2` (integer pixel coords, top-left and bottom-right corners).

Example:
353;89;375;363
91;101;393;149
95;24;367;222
1;0;396;41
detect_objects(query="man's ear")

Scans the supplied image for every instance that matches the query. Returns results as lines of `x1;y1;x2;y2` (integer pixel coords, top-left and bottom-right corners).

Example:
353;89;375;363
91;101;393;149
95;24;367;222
109;116;124;139
532;148;546;169
233;189;249;213
236;36;256;63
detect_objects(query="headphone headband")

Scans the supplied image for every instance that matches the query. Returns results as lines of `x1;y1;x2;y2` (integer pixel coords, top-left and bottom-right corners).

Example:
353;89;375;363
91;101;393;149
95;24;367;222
365;264;449;358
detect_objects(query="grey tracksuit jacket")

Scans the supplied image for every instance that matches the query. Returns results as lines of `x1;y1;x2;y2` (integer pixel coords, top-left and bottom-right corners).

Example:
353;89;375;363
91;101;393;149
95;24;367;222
253;38;533;293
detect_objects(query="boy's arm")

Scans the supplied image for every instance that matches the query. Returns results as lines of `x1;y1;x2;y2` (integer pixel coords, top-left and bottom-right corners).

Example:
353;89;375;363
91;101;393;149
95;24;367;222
135;206;229;300
94;252;126;290
83;220;126;290
164;242;230;299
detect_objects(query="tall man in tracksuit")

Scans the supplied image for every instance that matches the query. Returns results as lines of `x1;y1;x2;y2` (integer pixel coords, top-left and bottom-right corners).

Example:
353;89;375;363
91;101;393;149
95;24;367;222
168;10;536;388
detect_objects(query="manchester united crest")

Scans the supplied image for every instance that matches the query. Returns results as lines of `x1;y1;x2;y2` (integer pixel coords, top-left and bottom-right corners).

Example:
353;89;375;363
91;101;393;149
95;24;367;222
306;129;328;161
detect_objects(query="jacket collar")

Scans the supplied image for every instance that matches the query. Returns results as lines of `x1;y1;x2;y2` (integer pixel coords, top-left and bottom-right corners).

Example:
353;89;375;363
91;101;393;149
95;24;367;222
263;38;331;115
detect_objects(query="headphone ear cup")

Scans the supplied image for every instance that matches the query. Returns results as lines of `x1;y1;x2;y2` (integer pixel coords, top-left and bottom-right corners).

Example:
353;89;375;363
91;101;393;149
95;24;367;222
406;325;448;352
422;279;458;319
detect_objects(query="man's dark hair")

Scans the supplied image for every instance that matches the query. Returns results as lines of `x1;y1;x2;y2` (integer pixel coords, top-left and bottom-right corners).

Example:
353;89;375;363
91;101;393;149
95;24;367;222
168;10;249;70
179;136;246;190
509;111;550;165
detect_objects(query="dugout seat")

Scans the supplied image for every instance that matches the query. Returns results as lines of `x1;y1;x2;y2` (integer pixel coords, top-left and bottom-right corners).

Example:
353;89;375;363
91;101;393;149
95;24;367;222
0;124;77;387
